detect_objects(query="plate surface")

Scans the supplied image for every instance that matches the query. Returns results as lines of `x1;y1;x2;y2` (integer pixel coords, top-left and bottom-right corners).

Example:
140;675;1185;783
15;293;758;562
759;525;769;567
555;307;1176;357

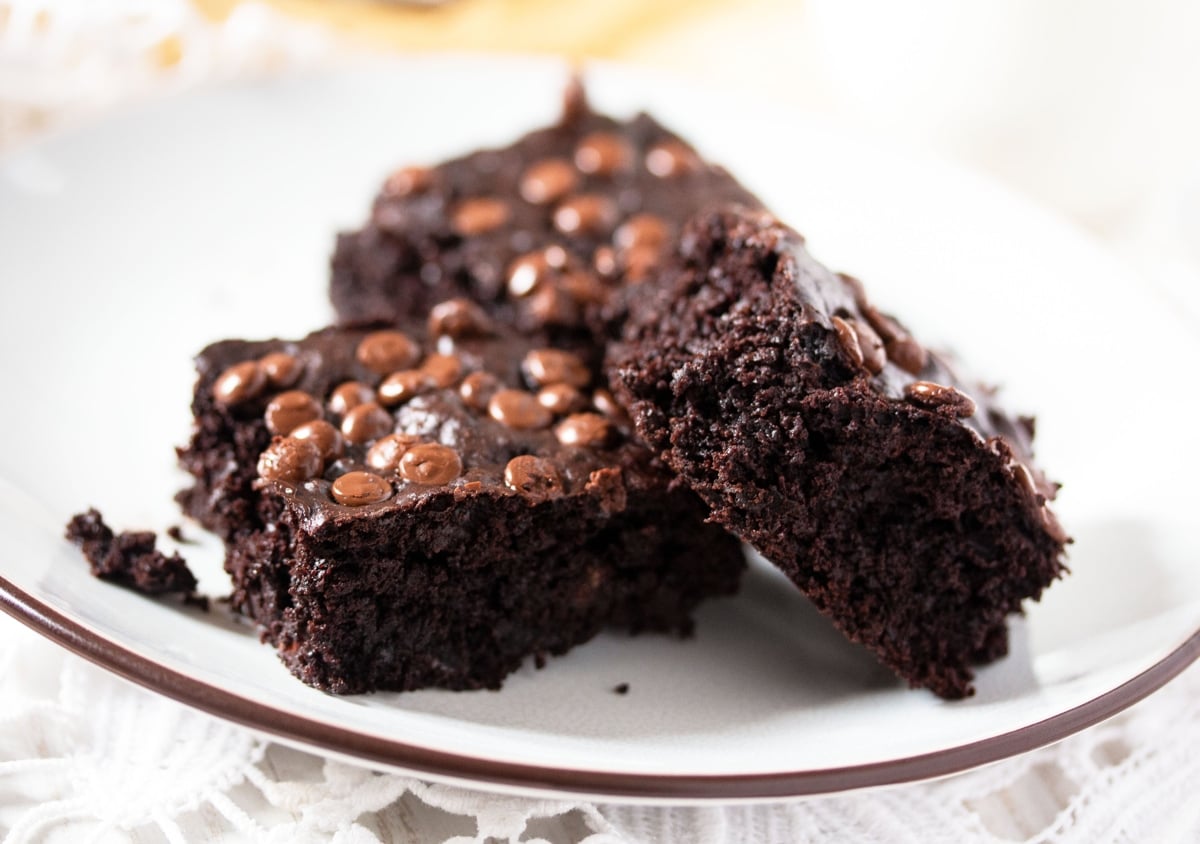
0;56;1197;803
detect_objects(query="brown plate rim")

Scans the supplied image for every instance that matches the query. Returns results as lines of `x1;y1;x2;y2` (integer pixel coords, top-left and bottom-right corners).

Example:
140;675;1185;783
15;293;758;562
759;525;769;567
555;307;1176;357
1;573;1196;801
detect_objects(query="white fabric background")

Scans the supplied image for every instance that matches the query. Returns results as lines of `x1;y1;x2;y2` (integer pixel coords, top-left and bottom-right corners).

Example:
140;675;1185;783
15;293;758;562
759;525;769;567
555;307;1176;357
1;3;1198;841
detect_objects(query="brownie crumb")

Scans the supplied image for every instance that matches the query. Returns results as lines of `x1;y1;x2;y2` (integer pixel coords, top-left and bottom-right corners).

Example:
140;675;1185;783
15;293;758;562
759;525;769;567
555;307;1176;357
613;682;630;695
66;508;200;598
166;524;192;544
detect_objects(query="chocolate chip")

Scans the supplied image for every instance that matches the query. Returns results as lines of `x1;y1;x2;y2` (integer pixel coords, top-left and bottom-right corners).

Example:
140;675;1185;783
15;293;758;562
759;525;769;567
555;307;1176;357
399;443;462;485
420;353;463;388
537;383;588;415
853;318;887;375
591;388;630;424
905;381;977;418
614;213;669;252
212;360;266;405
886;335;929;376
364;433;422;473
504;455;564;501
644;140;698;178
593;245;618;278
522;348;591;389
428;298;492;338
574;132;633;176
553;195;618;237
330;471;393;506
382;165;432;198
264;390;323;436
507;251;554;298
257;436;322;484
488;389;553;430
831;316;864;368
459;371;501;411
328;381;376;417
519;158;579;205
555;412;615;447
289;419;344;463
451;197;511;236
558;271;608;304
341;401;393;444
357;330;420;376
528;285;581;326
620;246;661;283
259;352;302;388
377;370;433;407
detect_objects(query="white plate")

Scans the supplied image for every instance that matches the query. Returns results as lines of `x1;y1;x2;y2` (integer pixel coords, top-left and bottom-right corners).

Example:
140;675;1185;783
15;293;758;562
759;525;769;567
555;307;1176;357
0;56;1196;803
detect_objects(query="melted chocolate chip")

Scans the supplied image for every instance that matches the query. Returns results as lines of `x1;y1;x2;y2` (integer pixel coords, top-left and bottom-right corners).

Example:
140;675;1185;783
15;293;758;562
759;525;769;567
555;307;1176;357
378;370;433;407
528;285;580;326
504;455;564;501
854;318;887;375
553;195;618;237
257;436;323;484
331;471;393;506
264;390;323;436
420;353;463;388
558;270;608;305
398;443;463;485
522;348;591;389
537;383;587;415
356;330;420;376
614;213;669;252
831;316;864;368
644;140;698;178
459;371;501;411
507;251;554;298
366;433;422;473
555;412;615;448
341;401;393;444
519;158;579;205
328;381;377;417
212;360;265;405
593;245;618;278
905;381;977;418
427;298;492;338
451;197;511;236
289;419;344;463
886;335;929;376
260;352;303;388
574;132;633;176
382;165;432;198
488;389;553;430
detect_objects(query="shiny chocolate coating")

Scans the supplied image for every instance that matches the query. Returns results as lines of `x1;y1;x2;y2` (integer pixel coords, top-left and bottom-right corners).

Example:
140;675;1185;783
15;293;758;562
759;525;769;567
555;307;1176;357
328;381;376;417
398;443;463;485
331;470;393;506
366;433;422;474
378;370;433;407
265;390;323;436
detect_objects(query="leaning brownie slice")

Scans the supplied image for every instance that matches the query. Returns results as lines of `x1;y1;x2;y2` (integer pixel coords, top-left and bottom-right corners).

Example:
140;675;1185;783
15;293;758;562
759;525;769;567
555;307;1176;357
330;82;762;339
177;298;744;694
609;207;1068;699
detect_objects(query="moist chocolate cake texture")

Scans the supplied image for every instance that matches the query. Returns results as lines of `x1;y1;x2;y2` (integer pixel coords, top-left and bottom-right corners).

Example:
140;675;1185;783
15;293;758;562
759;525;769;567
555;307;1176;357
609;207;1069;699
66;508;201;600
175;298;745;694
330;82;762;340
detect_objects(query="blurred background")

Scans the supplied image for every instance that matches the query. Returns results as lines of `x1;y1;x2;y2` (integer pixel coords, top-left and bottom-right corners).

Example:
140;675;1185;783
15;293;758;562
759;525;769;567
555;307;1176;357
2;0;1199;318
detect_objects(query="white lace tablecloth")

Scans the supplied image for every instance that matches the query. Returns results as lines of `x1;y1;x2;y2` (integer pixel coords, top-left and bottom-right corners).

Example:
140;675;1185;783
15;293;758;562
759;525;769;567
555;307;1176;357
2;3;1198;842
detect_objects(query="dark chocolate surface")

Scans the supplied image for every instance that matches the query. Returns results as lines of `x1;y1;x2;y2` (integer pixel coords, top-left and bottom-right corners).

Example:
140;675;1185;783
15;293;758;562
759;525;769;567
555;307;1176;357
609;207;1069;699
330;83;762;339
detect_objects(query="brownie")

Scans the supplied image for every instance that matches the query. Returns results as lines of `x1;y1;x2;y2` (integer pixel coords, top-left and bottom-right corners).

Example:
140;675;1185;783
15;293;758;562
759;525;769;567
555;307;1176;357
609;207;1069;699
330;81;761;341
176;297;745;694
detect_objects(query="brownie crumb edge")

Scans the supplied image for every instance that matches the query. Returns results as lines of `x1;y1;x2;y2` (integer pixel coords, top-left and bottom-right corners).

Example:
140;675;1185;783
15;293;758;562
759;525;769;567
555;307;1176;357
65;508;205;607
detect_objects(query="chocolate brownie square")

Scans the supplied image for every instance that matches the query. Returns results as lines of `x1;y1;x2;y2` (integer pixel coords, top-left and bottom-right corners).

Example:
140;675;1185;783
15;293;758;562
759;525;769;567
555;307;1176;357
176;297;745;694
609;207;1069;698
